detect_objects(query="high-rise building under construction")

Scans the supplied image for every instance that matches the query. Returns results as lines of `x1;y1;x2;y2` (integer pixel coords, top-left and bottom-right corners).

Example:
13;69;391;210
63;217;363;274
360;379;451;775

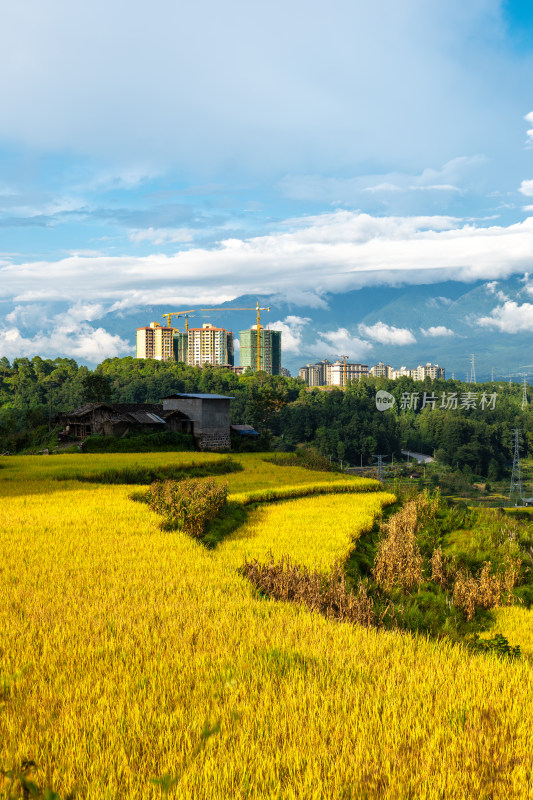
239;326;281;375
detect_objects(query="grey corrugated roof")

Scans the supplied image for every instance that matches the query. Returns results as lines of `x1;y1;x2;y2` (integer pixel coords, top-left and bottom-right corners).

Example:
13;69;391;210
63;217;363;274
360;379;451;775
127;411;166;425
162;393;234;400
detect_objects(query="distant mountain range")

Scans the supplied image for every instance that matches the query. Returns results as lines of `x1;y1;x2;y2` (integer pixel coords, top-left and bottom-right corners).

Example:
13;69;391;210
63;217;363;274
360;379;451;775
105;276;533;381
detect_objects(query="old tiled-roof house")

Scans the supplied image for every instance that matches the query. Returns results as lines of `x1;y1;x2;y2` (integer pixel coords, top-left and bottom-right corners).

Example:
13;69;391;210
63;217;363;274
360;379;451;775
60;393;235;450
59;403;193;440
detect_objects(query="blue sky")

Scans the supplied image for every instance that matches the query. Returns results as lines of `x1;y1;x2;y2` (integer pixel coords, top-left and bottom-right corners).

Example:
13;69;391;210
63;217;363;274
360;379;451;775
1;0;533;364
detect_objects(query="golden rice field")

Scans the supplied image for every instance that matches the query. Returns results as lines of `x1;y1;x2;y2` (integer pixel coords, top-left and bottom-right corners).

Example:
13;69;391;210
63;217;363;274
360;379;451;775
1;452;533;799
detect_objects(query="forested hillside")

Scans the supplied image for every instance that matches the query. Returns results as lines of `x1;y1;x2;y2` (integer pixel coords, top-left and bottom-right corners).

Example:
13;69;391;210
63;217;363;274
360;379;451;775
0;354;531;477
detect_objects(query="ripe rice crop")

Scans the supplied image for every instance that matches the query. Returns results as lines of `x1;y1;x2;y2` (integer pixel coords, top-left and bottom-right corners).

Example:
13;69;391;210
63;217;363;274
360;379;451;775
1;454;533;799
220;490;395;570
229;477;381;506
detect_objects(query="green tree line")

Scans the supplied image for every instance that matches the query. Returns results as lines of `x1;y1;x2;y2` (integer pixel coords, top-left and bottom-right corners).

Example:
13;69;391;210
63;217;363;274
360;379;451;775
0;355;531;477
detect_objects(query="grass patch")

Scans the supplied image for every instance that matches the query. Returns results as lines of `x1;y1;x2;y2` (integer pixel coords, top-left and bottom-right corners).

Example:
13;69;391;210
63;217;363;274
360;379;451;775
202;503;249;549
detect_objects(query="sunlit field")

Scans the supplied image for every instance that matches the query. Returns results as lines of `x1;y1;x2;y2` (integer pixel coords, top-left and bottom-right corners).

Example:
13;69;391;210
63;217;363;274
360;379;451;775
1;453;533;799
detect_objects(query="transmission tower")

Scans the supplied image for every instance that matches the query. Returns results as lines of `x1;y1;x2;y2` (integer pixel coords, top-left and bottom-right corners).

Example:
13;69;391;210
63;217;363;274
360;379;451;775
491;366;494;382
470;354;476;383
373;454;387;482
522;377;529;410
509;429;524;505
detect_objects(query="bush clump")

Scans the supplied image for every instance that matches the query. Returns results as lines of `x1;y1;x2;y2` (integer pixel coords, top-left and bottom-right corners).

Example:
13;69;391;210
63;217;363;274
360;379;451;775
149;477;228;538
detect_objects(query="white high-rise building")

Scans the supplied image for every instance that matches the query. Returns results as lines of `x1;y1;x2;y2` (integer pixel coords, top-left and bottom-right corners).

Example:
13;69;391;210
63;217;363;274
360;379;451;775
187;323;234;367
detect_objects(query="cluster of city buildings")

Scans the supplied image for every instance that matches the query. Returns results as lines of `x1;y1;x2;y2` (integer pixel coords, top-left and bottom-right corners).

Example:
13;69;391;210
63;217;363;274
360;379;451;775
298;359;445;386
136;321;282;375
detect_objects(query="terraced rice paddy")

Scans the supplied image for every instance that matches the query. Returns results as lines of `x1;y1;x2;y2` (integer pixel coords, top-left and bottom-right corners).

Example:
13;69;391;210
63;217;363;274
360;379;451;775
1;453;533;799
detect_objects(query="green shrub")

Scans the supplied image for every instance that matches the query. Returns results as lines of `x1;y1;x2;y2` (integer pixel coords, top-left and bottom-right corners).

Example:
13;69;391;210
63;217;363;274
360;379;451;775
149;477;228;538
469;633;521;660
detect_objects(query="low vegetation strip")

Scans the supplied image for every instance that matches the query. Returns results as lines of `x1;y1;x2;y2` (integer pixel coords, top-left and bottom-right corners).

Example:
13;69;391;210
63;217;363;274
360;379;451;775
229;478;380;506
55;457;242;485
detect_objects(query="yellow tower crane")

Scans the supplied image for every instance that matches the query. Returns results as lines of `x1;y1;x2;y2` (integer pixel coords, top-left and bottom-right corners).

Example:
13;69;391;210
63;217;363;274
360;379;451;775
337;355;349;387
198;303;271;372
161;310;196;331
163;303;271;370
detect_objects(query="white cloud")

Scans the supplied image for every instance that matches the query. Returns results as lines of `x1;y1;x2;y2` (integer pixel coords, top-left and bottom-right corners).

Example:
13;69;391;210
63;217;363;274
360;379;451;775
525;111;533;144
358;321;416;345
478;301;533;333
0;324;130;362
420;325;455;337
519;180;533;197
280;156;484;204
2;211;533;311
129;227;194;245
270;290;329;310
426;296;452;308
0;304;129;362
269;316;311;353
309;328;373;361
484;281;509;302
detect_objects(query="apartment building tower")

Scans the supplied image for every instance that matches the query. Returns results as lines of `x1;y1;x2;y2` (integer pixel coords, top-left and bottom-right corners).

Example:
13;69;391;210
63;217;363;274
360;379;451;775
136;322;175;361
187;323;234;368
370;362;394;378
239;326;281;375
298;359;368;386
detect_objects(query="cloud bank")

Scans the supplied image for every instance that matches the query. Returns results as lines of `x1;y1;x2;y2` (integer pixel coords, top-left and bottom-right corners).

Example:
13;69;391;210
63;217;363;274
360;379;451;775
2;211;533;310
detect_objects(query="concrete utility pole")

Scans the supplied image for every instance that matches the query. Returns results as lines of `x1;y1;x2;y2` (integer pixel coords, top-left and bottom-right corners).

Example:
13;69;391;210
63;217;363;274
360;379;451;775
510;429;524;505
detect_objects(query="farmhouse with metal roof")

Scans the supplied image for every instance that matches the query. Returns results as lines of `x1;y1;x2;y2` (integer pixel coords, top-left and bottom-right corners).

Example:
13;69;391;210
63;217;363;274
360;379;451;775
161;393;233;450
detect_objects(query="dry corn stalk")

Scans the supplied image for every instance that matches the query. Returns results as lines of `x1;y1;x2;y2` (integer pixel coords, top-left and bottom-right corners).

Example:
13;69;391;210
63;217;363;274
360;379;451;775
453;559;520;621
373;500;423;592
241;556;375;627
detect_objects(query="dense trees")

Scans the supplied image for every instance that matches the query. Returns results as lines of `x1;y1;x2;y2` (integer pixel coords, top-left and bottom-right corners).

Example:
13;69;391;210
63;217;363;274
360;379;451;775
0;355;531;477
